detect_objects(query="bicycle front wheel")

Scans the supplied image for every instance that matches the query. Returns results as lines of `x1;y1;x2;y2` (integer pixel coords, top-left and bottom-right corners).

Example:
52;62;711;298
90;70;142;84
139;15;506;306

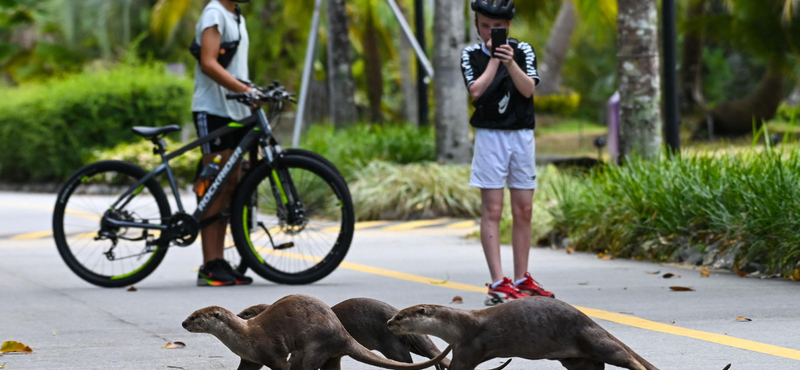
231;154;354;284
53;161;171;288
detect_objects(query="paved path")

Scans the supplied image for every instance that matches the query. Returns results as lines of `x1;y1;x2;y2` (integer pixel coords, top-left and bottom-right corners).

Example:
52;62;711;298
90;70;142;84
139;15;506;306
1;192;799;369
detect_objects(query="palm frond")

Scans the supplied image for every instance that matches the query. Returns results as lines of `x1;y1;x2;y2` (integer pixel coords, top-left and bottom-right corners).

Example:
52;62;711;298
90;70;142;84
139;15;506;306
150;0;195;40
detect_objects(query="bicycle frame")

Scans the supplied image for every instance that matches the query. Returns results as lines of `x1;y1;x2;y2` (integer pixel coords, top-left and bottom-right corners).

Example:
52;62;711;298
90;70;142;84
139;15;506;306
103;107;280;234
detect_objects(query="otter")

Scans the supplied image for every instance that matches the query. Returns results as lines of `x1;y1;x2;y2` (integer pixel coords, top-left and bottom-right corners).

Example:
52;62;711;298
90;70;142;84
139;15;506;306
387;297;658;370
237;298;452;370
183;295;451;370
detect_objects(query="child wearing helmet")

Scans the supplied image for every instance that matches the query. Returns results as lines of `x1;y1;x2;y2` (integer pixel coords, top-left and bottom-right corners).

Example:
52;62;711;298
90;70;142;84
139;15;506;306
462;0;555;305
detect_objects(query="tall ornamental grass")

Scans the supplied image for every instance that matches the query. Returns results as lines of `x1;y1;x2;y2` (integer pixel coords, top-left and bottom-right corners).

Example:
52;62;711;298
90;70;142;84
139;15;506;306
550;146;800;275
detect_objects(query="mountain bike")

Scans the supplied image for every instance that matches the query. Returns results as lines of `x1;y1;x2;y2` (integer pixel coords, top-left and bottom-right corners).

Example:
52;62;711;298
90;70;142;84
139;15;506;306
52;81;355;288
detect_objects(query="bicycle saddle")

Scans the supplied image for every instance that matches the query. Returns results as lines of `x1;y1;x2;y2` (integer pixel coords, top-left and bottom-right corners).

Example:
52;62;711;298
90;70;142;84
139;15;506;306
132;125;181;139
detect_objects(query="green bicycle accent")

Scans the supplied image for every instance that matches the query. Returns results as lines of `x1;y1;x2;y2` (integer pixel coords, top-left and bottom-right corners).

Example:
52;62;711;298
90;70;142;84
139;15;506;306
228;122;245;128
272;170;289;204
110;248;158;280
81;176;90;183
133;185;145;196
243;207;266;264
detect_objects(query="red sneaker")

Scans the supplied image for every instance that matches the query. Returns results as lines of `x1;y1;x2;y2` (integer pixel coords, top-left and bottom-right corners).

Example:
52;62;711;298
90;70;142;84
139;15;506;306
485;277;530;306
515;273;555;298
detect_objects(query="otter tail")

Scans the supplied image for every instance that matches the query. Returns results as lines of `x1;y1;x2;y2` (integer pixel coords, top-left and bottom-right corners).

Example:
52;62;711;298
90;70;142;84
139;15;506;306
405;334;452;370
606;333;659;370
346;338;452;370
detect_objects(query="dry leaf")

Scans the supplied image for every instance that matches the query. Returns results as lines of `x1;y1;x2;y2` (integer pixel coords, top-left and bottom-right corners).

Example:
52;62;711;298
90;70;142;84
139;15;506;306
722;364;731;370
622;287;628;290
669;321;676;324
669;286;694;292
597;252;605;259
578;281;589;285
164;342;186;349
565;247;575;254
52;332;57;336
602;255;614;260
646;271;661;275
167;367;185;369
659;236;669;245
736;270;746;277
1;362;5;369
451;296;463;304
792;269;800;281
662;273;680;279
701;268;710;278
1;341;33;354
127;286;137;292
735;316;752;322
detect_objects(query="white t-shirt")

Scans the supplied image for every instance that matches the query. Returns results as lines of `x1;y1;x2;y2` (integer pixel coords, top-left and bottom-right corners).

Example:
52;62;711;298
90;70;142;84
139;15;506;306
191;0;250;121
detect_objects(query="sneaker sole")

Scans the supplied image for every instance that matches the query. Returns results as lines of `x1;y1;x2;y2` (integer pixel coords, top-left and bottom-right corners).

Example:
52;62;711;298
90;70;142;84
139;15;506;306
519;290;556;299
197;278;235;287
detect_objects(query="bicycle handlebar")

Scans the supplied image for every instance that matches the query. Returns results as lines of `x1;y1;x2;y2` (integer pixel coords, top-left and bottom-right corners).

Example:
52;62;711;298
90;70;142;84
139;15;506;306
225;80;296;106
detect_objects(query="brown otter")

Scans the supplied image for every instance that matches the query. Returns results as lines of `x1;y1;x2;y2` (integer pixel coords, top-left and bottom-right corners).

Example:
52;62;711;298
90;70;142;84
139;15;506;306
387;297;659;370
183;295;451;370
237;298;452;370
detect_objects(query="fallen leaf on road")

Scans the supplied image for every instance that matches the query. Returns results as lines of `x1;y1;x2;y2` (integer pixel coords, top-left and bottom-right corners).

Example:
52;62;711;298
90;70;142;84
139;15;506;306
793;269;800;281
1;362;5;368
646;271;661;275
669;321;675;324
164;342;186;349
566;247;574;254
722;364;731;370
451;296;463;304
429;273;450;285
167;366;185;369
622;287;627;290
735;316;752;322
597;252;604;259
662;273;680;279
1;341;33;354
52;332;56;336
736;270;746;277
701;268;710;278
127;286;137;292
578;282;589;285
669;286;694;292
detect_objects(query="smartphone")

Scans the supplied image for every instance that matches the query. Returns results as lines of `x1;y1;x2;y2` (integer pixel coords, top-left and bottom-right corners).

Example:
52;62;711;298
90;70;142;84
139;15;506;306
491;28;508;57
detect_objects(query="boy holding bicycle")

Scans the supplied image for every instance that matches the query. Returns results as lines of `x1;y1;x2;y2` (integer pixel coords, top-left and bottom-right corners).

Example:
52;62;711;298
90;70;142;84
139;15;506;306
462;0;555;305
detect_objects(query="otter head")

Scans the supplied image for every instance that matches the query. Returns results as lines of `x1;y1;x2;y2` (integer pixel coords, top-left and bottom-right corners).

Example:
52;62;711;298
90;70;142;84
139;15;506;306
237;304;270;320
387;304;436;335
182;306;232;334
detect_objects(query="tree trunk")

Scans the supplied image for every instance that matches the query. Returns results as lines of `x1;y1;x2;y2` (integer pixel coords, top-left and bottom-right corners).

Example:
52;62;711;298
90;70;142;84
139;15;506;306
537;0;577;96
398;1;419;125
679;0;707;113
708;60;785;136
433;0;471;164
326;0;358;128
363;6;384;123
617;0;662;160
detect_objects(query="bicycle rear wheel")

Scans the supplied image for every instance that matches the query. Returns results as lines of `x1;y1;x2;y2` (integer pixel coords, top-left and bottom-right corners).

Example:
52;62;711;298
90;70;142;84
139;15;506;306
230;154;354;284
53;161;171;288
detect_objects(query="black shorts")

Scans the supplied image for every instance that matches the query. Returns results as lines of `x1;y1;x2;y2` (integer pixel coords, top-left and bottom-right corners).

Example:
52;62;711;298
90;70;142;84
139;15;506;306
193;112;247;154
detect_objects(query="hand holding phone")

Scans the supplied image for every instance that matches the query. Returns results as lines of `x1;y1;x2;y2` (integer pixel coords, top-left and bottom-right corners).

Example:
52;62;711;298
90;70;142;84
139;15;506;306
491;28;508;57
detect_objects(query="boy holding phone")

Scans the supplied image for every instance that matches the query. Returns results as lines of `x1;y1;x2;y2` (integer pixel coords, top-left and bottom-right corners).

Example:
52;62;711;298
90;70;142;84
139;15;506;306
462;0;555;305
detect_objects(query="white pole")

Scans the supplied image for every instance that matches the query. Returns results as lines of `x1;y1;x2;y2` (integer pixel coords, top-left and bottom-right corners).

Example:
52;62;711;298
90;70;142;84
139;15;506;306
385;0;434;79
292;0;324;148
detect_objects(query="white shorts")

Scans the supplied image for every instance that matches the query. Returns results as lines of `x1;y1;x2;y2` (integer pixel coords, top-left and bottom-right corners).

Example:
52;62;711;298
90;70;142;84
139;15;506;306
470;128;537;190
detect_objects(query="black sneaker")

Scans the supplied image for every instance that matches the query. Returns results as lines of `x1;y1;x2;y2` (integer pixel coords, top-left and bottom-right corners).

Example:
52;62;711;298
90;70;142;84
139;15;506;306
197;259;252;286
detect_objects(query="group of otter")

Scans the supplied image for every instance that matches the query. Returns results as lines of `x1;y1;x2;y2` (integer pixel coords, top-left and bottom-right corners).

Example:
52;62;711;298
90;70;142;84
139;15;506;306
183;295;666;370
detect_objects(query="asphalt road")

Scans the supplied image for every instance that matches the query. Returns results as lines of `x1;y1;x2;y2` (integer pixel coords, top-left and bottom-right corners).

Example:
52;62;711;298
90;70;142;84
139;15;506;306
1;191;799;370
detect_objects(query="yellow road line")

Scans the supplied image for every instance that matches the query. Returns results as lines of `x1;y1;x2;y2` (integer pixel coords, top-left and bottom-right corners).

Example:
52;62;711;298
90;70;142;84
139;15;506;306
11;231;53;240
323;221;391;233
383;219;450;231
247;248;800;361
446;220;477;229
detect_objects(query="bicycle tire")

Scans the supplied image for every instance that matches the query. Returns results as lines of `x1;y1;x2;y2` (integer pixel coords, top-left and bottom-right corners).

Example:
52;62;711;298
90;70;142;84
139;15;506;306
230;153;354;284
53;160;172;288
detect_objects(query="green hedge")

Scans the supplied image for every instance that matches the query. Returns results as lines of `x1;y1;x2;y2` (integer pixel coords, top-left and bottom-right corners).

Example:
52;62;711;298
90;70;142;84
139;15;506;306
300;123;436;180
0;64;192;182
776;103;800;122
535;91;581;116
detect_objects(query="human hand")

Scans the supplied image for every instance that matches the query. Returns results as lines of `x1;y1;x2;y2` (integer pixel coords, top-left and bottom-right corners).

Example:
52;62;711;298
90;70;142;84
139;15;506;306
494;44;514;66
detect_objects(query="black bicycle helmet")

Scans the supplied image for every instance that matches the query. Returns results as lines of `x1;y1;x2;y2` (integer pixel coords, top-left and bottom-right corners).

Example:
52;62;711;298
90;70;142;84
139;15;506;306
471;0;515;20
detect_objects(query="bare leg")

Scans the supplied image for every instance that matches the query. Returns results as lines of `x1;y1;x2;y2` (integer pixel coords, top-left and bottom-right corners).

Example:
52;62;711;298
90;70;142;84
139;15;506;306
198;149;242;263
509;188;534;281
480;188;505;282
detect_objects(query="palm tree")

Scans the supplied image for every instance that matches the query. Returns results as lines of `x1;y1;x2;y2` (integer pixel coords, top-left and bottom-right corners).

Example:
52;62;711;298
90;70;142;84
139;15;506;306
432;0;470;164
616;0;662;160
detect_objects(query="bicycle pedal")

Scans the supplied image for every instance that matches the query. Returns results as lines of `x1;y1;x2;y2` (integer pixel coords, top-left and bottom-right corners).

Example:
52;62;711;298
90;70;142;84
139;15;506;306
274;242;294;250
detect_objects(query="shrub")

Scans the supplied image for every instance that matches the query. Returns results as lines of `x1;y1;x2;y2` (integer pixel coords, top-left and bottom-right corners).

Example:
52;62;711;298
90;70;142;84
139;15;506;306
535;91;581;116
0;63;192;182
776;103;800;122
300;123;436;180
